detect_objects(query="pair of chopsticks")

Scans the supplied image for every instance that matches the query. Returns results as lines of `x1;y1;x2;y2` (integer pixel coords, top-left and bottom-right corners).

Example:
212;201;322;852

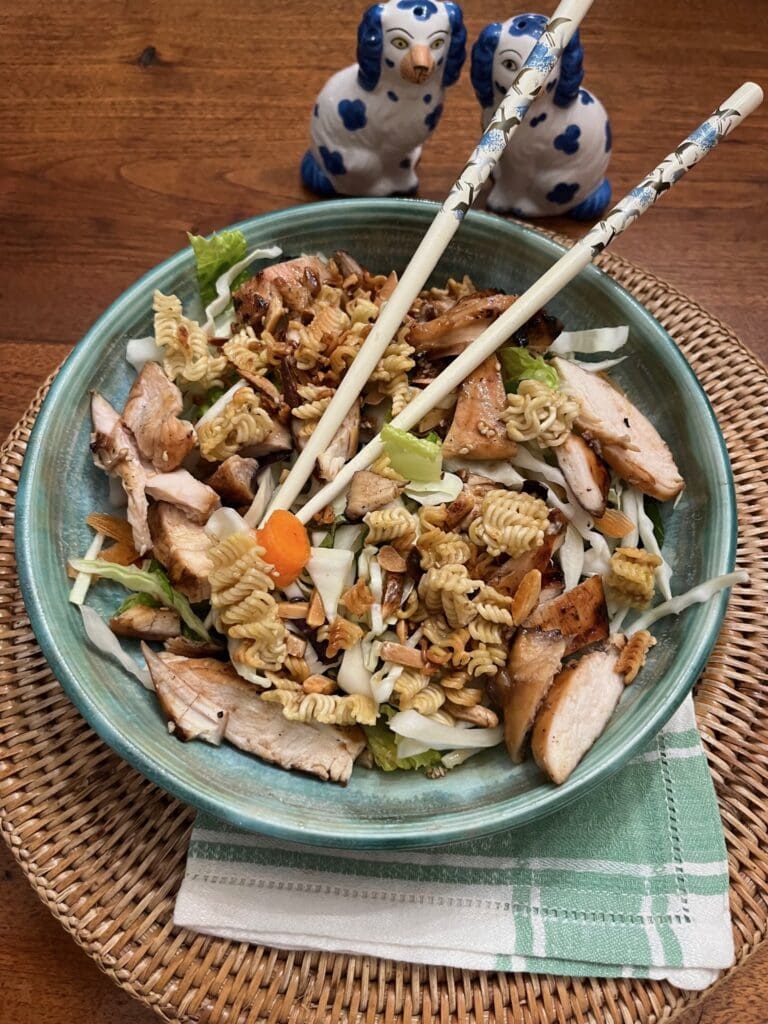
266;0;762;525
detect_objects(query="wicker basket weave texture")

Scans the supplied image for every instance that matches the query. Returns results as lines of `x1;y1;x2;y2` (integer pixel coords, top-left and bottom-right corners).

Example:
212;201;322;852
1;250;767;1024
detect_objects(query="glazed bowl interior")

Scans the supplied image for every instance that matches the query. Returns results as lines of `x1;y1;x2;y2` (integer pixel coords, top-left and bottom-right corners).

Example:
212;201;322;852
15;199;735;848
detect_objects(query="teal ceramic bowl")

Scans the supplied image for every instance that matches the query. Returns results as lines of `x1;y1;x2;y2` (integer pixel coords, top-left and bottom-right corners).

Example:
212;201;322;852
15;199;736;849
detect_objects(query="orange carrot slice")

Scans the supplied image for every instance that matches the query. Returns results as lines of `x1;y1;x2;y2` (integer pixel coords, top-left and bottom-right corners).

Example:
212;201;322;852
256;510;311;587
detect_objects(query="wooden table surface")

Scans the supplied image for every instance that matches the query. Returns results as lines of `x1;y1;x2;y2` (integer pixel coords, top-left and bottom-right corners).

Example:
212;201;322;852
1;0;766;1020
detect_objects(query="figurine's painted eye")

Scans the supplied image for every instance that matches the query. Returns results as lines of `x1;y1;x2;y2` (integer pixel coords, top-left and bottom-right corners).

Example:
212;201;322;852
502;58;518;71
392;37;409;50
430;38;445;49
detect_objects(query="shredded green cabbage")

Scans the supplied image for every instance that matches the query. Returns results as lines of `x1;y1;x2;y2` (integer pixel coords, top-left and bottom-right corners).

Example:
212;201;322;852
69;559;211;641
115;592;160;615
188;229;249;307
499;347;559;392
363;718;442;773
381;424;442;482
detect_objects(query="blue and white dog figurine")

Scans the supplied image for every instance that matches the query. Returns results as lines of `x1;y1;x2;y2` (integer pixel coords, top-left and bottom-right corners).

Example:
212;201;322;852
470;13;611;219
301;0;466;197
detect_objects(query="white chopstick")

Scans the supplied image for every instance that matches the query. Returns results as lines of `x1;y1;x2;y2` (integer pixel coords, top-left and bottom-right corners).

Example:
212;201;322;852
266;0;594;519
298;81;764;524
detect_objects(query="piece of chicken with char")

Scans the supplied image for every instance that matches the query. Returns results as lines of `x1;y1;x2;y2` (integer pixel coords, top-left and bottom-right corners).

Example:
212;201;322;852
122;361;196;471
148;501;214;603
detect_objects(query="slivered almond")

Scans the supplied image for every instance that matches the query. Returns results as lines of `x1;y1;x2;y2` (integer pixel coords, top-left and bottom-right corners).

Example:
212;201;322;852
285;632;307;658
340;578;374;617
302;674;337;695
380;642;425;669
86;512;135;546
98;541;140;566
306;589;326;629
593;508;635;539
511;569;542;626
396;619;408;643
278;601;310;619
378;545;407;574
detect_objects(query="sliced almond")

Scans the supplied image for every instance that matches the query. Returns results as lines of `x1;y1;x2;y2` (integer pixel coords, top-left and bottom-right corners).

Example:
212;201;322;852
340;578;374;617
593;507;635;539
285;632;307;658
306;589;326;629
302;674;337;695
380;642;425;669
378;545;408;574
278;601;310;619
396;618;408;643
98;541;140;566
511;569;542;626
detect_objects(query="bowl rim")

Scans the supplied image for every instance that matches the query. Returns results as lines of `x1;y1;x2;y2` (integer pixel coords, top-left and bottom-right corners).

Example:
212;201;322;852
15;198;737;848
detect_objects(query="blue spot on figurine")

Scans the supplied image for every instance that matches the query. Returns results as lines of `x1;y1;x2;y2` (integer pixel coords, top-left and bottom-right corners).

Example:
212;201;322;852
302;0;466;197
553;124;581;155
470;12;612;218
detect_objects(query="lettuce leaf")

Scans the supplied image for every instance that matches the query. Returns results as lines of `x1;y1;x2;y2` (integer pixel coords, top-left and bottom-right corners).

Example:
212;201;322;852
363;720;442;772
499;347;559;392
188;230;248;307
68;559;211;641
115;592;160;615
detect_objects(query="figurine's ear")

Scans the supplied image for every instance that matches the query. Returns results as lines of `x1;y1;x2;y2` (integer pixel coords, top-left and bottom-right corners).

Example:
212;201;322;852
470;22;502;109
357;4;385;92
442;3;467;88
553;28;584;108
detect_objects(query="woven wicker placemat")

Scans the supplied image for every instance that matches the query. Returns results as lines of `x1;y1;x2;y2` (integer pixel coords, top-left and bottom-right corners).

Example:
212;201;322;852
1;250;767;1024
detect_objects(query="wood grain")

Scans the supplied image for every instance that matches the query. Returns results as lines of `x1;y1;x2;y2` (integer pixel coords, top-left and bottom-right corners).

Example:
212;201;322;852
0;0;765;1020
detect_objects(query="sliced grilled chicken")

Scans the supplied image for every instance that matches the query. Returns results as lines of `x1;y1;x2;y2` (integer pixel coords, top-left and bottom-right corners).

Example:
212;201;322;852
407;292;517;356
345;471;403;520
234;255;330;327
487;510;566;595
554;433;610;518
90;392;152;555
110;604;181;641
553;357;684;500
206;456;260;506
241;418;293;458
148;502;213;602
145;469;221;523
531;647;624;784
142;648;366;784
509;309;562;353
318;400;360;481
523;575;608;655
122;361;196;471
503;629;568;763
443;356;518;460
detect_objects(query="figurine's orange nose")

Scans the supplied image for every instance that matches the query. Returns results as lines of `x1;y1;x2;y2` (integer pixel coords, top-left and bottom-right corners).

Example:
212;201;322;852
400;44;435;84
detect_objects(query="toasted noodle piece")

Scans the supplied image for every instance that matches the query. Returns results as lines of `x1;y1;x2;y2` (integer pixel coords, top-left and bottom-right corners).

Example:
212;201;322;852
466;644;506;677
511;569;543;626
443;683;483;706
402;683;445;715
98;541;140;566
148;502;213;603
445;702;499;728
90;393;152;555
531;648;625;784
378;545;408;574
443;356;519;460
153;291;227;391
110;605;181;641
283;654;311;682
262;689;378;727
368;453;406;482
393;667;431;703
469;489;549;559
486;510;566;595
278;601;310;619
408;292;517;356
321;616;364;658
364;507;417;550
340;578;374;618
198;387;273;462
606;546;663;609
86;512;135;547
380;642;425;669
205;456;259;506
302;674;338;695
345;471;403;521
593;507;635;539
615;629;656;684
123;361;196;471
554;432;610;517
523;575;609;655
223;325;272;382
553;357;684;501
418;564;480;629
306;589;326;628
501;380;580;448
145;649;365;785
503;629;568;763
